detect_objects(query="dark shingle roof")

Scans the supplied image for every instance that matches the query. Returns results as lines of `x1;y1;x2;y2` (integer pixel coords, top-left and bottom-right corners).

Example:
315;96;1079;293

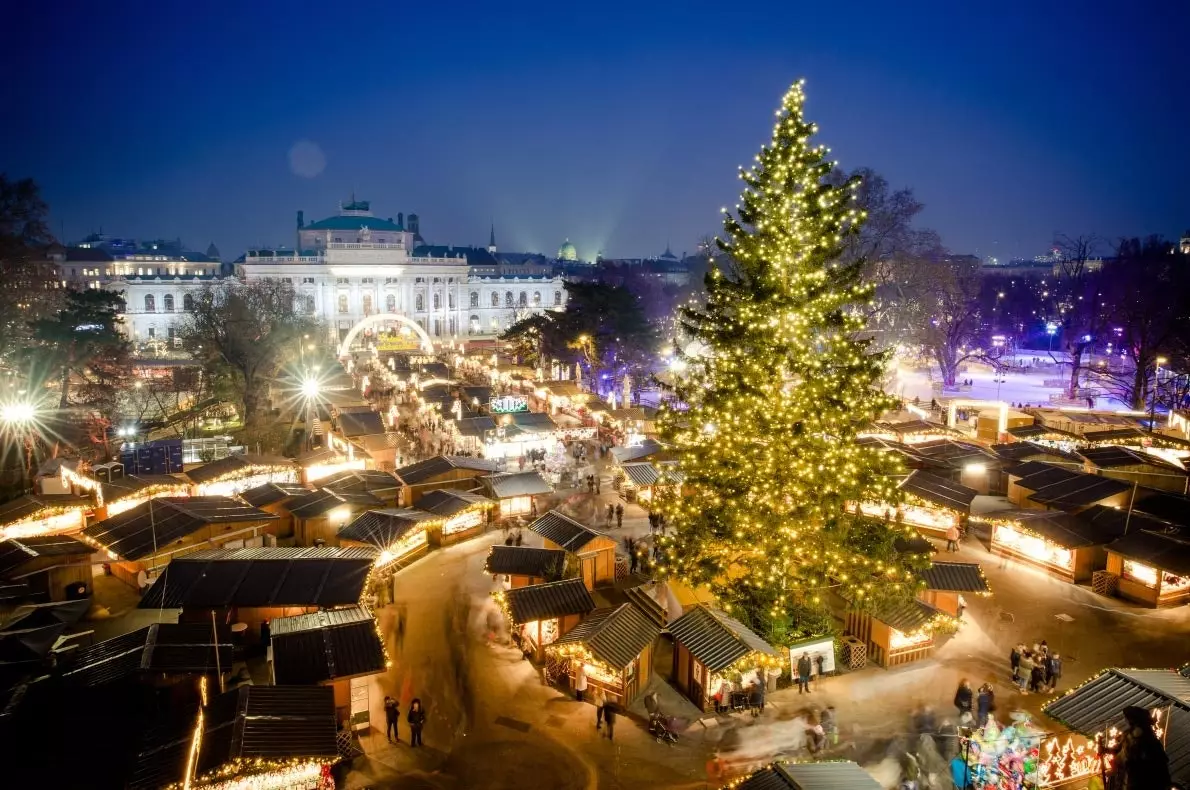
0;535;92;578
1008;424;1079;440
1;598;91;630
240;482;309;507
60;623;233;687
898;470;978;513
485;545;567;579
417;488;492;517
82;497;278;561
286;488;380;519
991;442;1081;464
319;469;402;497
989;509;1126;549
665;605;776;672
620;463;661;487
1043;668;1190;787
270;606;386;684
911;439;1001;468
0;493;91;525
337;410;386;438
452;416;497;437
1010;461;1084;487
1081;445;1187;473
918;562;990;593
483;470;553;498
870;597;946;633
1106;529;1190;576
1027;473;1131;509
395;455;500;485
736;761;881;789
551;603;660;670
338;508;438;546
185;454;293;484
1134;491;1190;527
528;511;605;552
504;578;595;623
624;584;667;625
197;685;338;776
98;473;189;502
610;440;664;464
138;547;375;609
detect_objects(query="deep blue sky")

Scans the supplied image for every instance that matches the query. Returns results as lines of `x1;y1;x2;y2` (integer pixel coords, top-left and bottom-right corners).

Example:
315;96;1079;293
4;1;1188;262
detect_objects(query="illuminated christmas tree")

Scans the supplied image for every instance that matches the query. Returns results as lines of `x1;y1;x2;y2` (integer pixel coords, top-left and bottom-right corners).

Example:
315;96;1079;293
657;81;924;638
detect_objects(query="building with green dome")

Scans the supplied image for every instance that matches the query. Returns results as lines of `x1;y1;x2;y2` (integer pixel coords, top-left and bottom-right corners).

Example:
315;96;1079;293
557;239;578;262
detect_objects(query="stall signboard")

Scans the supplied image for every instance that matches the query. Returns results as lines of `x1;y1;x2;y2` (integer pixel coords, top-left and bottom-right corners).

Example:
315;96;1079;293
490;396;529;414
788;635;835;676
376;334;422;352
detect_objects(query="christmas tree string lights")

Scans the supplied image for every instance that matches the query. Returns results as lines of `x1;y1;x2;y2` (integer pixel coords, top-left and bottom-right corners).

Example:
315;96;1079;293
655;80;928;636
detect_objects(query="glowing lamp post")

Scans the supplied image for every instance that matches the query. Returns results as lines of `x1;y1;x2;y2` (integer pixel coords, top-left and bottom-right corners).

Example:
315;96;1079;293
1;401;39;485
301;377;321;450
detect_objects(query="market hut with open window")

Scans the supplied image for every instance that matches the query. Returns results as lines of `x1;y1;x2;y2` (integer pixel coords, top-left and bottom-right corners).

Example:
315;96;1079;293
1104;528;1190;607
665;604;781;713
916;561;991;617
984;506;1138;583
547;602;661;707
417;488;494;545
845;598;954;668
527;510;617;589
499;577;595;662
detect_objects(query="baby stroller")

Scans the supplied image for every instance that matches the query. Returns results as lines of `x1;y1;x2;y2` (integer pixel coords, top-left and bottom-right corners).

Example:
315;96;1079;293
648;711;678;744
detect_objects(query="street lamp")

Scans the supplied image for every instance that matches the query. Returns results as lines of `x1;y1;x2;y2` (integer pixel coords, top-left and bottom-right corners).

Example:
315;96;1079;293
0;402;36;425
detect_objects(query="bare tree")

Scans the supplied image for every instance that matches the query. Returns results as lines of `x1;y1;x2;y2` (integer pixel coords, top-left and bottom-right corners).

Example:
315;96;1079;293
903;254;987;386
1049;234;1107;399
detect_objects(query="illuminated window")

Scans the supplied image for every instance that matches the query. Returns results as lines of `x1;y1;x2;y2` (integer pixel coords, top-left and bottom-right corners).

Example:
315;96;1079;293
491;292;499;307
415;294;424;311
433;294;441;310
183;293;194;311
386;294;396;312
337;294;348;313
145;294;156;312
470;292;479;308
505;292;513;307
518;292;527;307
533;291;541;306
362;294;373;314
163;294;174;312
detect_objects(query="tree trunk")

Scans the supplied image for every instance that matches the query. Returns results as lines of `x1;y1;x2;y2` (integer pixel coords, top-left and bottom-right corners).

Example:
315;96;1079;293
936;347;957;387
58;365;72;408
241;375;260;427
1067;344;1084;399
1132;363;1147;412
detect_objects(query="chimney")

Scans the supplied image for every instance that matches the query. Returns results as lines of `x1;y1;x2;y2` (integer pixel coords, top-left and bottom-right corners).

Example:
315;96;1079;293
297;210;304;228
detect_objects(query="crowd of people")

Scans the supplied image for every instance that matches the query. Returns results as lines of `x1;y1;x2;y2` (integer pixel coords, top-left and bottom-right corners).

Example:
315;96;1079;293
1009;641;1062;694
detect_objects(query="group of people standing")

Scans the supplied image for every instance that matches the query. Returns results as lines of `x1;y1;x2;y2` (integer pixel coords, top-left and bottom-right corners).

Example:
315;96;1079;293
383;696;426;747
952;678;996;728
1010;641;1061;694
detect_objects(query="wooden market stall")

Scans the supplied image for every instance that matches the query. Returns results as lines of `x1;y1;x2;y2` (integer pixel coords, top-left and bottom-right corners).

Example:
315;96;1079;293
417;488;494;544
0;492;91;542
81;496;282;589
239;481;312;538
502;577;595;662
528;510;617;589
394;455;501;506
845;598;952;668
1104;528;1190;607
0;535;94;602
548;602;662;707
916;561;991;617
319;468;404;507
286;488;381;546
485;544;568;588
665;604;780;713
1078;445;1190;494
338;508;440;569
733;761;882;790
138;546;377;644
910;439;1005;494
481;470;553;519
184;453;297;497
983;507;1129;583
889;470;977;537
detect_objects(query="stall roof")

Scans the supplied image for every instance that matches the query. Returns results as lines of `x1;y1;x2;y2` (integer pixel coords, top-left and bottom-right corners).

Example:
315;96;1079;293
197;685;339;776
1106;529;1190;576
59;622;233;687
99;474;188;502
82;497;278;561
1082;427;1156;444
528;511;605;552
336;410;386;438
918;562;990;593
989;509;1126;549
138;547;375;609
552;603;661;671
1;598;90;630
543;382;584;398
898;470;978;513
869;597;947;634
270;606;385;684
894;534;938;554
1134;491;1190;528
856;437;949;471
1043;668;1190;787
295;447;342;468
1009;461;1083;487
880;419;958;436
620;462;661;487
505;411;559;432
485;545;567;579
1027;473;1131;509
483;470;553;499
417;488;492;517
1080;445;1187;471
287;488;380;519
395;455;500;485
0;535;92;578
665;605;777;673
735;761;881;790
610;440;665;464
0;621;67;665
185;453;293;485
504;578;595;624
319;468;402;497
453;416;497;437
911;439;1001;468
991;442;1081;464
350;432;402;457
0;493;92;525
1008;424;1079;440
338;508;439;547
240;482;310;508
624;584;668;625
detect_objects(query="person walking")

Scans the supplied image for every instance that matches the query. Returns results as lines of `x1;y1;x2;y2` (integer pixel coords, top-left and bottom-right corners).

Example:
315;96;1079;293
823;705;839;747
606;504;614;527
945;523;960;553
1047;653;1062;692
384;696;400;743
1010;643;1022;683
954;679;974;721
593;686;606;731
602;700;617;740
575;662;588;702
407;698;425;747
1018;651;1034;694
977;683;995;728
615;503;623;529
1030;658;1046;694
797;652;812;694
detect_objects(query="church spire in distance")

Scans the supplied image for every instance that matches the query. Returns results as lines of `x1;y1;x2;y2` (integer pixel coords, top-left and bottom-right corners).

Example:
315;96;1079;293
488;220;497;253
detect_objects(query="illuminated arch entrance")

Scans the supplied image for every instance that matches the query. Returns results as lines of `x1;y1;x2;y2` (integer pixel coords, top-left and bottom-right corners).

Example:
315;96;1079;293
338;313;435;358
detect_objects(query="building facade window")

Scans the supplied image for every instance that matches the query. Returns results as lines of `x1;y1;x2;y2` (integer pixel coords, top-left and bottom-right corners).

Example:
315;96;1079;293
470;291;479;308
469;315;480;334
554;291;562;306
532;291;541;306
303;277;315;284
518;292;527;307
433;294;441;310
163;294;174;312
416;294;424;312
145;294;156;312
304;295;315;313
183;293;194;311
491;292;499;307
386;293;396;312
448;293;455;309
362;294;373;314
338;294;348;313
505;292;513;307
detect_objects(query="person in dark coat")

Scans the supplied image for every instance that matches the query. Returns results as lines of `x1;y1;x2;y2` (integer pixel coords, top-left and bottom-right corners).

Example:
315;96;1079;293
953;679;973;722
796;652;812;694
407;698;426;747
615;504;623;528
937;719;960;761
260;619;271;649
976;684;995;728
1098;705;1171;790
1009;643;1021;682
384;696;400;742
1047;653;1062;692
602;700;617;740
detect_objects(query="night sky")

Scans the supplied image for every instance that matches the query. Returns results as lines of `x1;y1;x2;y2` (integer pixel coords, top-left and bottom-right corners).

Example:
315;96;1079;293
4;1;1187;262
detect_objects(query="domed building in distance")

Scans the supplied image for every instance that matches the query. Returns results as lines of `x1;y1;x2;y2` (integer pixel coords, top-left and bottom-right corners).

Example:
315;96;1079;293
557;239;578;262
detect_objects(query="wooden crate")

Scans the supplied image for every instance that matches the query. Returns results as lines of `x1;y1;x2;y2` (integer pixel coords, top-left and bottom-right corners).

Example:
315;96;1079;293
1092;570;1119;597
842;636;867;670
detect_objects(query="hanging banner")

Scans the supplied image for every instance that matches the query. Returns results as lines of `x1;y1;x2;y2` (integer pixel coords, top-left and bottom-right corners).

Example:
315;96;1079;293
490;395;529;414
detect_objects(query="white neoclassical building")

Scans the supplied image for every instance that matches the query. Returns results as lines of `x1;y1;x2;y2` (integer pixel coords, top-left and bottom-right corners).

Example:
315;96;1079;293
69;200;567;351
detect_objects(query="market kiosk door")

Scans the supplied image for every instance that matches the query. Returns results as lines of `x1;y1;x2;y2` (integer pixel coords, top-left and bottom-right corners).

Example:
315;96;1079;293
580;554;596;590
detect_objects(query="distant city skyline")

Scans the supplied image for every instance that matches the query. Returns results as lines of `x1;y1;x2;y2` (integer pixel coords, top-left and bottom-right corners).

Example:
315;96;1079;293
3;2;1188;264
